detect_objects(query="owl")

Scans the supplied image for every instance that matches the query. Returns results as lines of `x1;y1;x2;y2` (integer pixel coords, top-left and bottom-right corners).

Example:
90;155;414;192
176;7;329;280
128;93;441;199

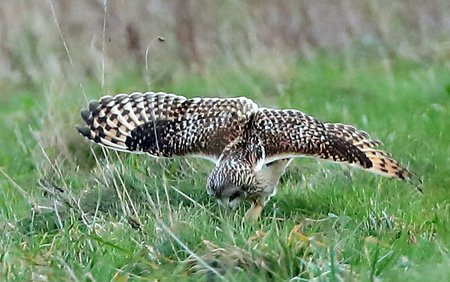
76;92;420;220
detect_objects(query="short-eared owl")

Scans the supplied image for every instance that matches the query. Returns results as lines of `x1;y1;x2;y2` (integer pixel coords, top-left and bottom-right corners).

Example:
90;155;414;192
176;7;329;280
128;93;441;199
76;92;420;220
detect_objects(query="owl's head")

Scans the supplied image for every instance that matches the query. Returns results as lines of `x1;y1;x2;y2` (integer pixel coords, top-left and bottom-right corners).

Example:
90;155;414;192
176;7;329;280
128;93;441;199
206;135;265;209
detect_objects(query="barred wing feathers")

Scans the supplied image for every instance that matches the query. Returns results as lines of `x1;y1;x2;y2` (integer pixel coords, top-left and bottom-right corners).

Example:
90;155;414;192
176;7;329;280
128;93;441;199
76;92;258;161
254;108;419;185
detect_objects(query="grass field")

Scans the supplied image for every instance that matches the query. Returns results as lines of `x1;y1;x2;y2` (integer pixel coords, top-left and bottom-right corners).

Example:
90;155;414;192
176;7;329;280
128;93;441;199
0;50;449;281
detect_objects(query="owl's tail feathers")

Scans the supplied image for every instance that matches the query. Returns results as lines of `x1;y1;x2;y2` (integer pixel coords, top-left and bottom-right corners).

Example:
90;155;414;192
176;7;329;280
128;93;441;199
76;94;144;153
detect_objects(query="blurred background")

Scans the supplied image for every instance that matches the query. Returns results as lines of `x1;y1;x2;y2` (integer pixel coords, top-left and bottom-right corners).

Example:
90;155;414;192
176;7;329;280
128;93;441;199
1;0;450;85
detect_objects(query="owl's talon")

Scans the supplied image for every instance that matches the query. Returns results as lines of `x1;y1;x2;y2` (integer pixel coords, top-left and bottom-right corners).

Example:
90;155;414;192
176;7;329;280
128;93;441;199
245;201;263;221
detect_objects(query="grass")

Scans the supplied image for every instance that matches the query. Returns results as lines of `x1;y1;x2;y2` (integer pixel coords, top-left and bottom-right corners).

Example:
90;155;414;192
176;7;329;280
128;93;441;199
0;50;449;281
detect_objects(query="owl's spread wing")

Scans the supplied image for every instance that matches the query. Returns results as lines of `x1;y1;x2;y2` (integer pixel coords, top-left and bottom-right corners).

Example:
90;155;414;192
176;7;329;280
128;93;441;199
76;92;258;162
254;108;417;183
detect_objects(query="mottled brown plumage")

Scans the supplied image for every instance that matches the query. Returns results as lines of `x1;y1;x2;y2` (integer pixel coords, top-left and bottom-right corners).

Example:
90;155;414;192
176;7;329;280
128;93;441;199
77;92;257;160
77;91;421;219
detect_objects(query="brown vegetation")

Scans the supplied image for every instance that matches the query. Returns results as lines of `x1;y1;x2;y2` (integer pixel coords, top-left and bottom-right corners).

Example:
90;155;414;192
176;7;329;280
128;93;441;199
0;0;449;83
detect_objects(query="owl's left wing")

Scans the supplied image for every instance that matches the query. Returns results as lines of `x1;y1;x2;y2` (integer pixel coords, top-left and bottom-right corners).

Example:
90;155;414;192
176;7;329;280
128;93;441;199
253;108;418;183
76;92;258;162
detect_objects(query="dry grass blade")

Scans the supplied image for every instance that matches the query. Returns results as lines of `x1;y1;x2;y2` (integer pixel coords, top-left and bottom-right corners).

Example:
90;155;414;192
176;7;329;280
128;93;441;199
158;221;225;280
184;240;274;278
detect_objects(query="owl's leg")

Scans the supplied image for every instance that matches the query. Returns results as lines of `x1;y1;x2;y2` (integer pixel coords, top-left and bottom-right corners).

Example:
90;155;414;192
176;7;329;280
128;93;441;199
245;158;293;221
245;197;265;221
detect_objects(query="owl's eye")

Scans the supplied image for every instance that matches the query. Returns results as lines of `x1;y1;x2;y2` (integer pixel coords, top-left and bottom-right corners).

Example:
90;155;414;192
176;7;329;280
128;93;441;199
229;191;242;201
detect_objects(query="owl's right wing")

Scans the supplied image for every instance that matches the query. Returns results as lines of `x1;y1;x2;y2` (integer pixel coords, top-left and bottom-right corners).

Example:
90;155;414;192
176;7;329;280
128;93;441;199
254;108;419;184
76;92;258;162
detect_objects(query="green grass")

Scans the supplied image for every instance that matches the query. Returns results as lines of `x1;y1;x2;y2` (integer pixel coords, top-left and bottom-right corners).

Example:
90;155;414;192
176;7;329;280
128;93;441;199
0;51;449;281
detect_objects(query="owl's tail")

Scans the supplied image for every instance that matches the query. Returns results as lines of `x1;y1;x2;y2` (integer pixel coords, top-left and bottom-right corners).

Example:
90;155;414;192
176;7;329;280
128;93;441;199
324;123;422;190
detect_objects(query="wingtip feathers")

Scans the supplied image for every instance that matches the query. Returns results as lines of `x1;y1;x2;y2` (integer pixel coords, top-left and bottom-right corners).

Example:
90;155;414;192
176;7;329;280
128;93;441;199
75;125;91;138
89;100;100;112
80;109;91;123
